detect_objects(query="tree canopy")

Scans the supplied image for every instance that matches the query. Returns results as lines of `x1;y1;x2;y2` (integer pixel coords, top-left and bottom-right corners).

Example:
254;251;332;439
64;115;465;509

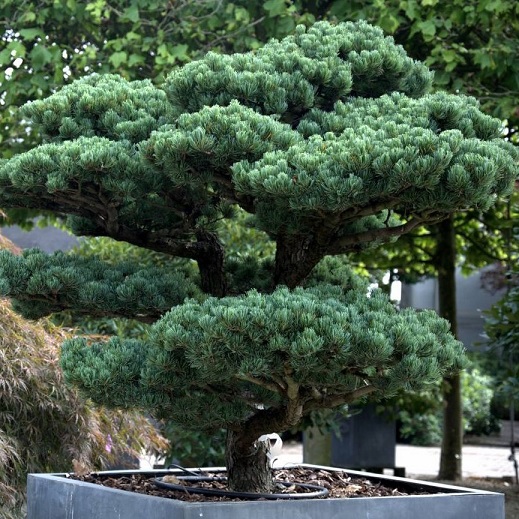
0;0;314;157
330;0;519;131
0;20;517;493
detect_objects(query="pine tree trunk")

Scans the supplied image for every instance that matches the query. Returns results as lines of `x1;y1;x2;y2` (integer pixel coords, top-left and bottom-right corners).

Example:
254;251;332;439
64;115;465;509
440;373;463;480
274;235;323;288
436;217;463;480
195;230;227;297
226;430;273;493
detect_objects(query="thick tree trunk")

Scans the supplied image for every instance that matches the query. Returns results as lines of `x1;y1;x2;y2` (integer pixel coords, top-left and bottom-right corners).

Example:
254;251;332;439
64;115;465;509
195;230;227;297
226;429;273;493
274;235;323;288
436;217;463;480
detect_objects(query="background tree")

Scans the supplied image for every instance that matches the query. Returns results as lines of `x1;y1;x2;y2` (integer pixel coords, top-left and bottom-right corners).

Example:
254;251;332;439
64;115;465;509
482;188;519;476
349;202;519;478
1;21;517;492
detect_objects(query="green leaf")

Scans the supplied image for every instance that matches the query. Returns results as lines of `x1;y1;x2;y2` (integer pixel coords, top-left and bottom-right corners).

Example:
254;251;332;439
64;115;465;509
157;43;168;56
0;48;12;66
19;28;45;41
54;67;64;84
473;50;494;69
483;0;505;12
418;19;437;39
128;53;145;67
108;51;128;68
124;3;140;23
234;7;250;22
445;61;457;72
263;0;287;16
29;45;53;68
442;49;458;63
378;14;400;33
8;41;27;59
20;11;37;22
125;31;141;41
274;16;296;35
169;44;189;61
403;0;418;20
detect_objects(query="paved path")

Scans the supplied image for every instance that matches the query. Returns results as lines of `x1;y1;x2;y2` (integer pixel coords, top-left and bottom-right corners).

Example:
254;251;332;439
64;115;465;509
275;442;518;480
396;444;515;479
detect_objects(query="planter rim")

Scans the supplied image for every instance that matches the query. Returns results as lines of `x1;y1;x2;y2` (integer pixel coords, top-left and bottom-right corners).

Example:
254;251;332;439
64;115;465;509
30;463;503;500
27;465;505;519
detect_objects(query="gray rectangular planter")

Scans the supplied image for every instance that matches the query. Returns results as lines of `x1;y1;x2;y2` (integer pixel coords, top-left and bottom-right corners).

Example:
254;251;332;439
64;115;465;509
304;406;400;473
331;405;396;469
27;465;504;519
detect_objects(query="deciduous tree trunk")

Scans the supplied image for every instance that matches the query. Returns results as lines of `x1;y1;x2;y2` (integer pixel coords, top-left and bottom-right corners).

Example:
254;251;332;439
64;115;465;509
436;217;463;480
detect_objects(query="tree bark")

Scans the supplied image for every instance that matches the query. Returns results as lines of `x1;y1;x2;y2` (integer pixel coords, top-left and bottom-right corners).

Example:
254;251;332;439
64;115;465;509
436;217;463;480
226;429;273;493
194;230;227;297
274;234;323;288
439;373;463;480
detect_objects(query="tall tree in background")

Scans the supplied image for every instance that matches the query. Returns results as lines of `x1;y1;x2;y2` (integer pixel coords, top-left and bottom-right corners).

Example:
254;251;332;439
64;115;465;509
484;190;519;415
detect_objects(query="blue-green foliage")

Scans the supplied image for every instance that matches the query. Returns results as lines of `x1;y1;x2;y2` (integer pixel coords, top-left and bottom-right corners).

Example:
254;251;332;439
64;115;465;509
0;248;200;320
0;20;516;443
0;21;514;255
22;74;173;143
61;284;465;431
165;21;432;118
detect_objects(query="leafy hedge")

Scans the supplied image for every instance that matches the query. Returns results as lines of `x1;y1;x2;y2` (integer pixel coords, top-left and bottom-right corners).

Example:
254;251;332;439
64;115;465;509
395;363;500;446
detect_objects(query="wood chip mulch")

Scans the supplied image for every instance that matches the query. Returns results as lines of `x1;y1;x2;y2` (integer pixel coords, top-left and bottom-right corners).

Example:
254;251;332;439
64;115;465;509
68;467;434;503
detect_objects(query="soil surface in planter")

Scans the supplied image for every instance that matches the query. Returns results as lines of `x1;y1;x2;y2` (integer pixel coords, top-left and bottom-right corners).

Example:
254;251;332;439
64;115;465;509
69;467;433;502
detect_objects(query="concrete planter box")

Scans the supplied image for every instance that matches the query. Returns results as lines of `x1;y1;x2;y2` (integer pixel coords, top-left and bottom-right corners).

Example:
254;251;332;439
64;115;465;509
304;405;398;472
331;405;396;469
27;465;504;519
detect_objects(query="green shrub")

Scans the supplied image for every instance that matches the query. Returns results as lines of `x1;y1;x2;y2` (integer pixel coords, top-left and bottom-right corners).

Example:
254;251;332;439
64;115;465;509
462;367;501;436
162;424;226;468
394;363;500;446
398;411;443;446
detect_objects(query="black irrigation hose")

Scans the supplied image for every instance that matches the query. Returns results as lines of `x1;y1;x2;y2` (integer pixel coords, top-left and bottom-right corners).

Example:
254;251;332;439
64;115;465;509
154;468;329;500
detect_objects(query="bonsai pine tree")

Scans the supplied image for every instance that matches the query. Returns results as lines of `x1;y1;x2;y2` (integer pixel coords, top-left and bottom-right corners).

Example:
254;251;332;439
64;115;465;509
0;21;517;493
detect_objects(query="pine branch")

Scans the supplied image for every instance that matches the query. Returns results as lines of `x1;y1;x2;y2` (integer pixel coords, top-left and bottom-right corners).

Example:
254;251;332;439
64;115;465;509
327;216;444;255
303;384;377;413
238;392;305;446
234;374;285;396
0;250;199;320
